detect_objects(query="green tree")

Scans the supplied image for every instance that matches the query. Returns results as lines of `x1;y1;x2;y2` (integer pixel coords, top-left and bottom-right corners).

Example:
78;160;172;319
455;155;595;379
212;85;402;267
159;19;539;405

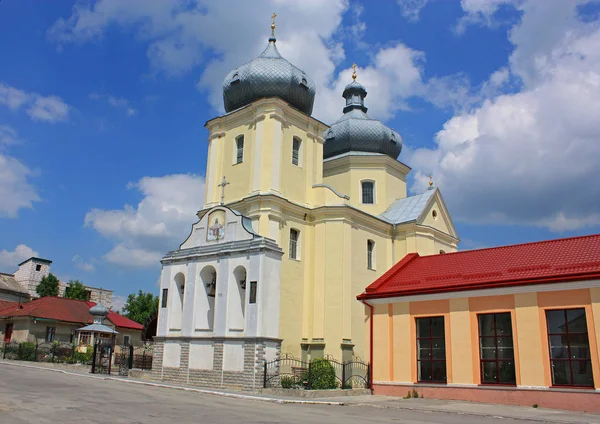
64;280;88;300
36;273;59;298
122;290;158;324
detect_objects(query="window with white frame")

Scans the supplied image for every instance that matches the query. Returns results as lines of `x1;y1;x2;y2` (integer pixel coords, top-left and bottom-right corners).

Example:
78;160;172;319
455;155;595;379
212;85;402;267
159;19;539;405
367;240;375;270
361;181;375;204
123;335;130;346
235;135;244;164
292;137;301;166
289;229;300;260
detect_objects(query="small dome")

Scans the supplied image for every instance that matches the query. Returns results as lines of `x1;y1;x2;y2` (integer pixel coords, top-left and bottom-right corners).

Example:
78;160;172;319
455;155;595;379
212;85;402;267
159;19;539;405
223;37;316;115
324;80;402;160
89;302;109;317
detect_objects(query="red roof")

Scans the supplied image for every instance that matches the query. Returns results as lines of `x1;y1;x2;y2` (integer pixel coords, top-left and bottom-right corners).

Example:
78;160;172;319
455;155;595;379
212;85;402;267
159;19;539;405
0;300;18;313
0;297;142;330
359;234;600;300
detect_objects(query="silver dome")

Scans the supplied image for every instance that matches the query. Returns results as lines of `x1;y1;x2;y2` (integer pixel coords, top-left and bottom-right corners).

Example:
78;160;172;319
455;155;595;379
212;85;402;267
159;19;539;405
222;38;316;115
323;80;402;160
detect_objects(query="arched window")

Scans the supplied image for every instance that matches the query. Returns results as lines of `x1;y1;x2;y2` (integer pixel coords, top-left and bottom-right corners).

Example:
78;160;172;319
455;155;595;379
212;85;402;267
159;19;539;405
229;266;247;330
289;229;300;260
235;136;244;164
169;272;185;330
198;266;217;330
362;181;375;204
292;137;301;166
367;240;375;270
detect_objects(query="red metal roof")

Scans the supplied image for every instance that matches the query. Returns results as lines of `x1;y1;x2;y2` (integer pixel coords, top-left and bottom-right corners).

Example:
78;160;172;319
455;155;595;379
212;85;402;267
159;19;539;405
0;297;142;330
359;234;600;300
0;300;18;313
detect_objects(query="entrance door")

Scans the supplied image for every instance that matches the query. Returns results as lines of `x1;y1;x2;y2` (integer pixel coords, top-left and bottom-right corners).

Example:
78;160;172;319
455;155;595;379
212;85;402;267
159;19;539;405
4;323;13;342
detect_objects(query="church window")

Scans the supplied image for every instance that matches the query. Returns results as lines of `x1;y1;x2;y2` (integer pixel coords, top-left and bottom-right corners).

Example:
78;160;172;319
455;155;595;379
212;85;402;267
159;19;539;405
35;264;42;271
300;76;308;88
292;137;301;166
249;281;257;304
161;288;168;308
478;313;516;385
432;210;438;219
235;136;244;164
367;240;375;270
439;250;446;254
546;308;593;387
416;316;447;383
361;181;374;204
289;229;299;260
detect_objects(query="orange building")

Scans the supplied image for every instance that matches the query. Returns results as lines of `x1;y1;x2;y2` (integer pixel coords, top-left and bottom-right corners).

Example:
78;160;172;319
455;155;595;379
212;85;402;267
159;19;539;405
358;234;600;412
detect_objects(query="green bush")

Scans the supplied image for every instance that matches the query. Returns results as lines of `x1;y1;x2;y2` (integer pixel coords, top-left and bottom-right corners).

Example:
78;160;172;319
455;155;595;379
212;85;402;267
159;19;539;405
73;345;93;364
308;358;338;390
18;342;36;361
280;375;297;389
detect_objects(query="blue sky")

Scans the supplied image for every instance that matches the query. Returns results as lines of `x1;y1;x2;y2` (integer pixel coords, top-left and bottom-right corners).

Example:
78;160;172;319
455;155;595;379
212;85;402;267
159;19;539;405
1;0;599;310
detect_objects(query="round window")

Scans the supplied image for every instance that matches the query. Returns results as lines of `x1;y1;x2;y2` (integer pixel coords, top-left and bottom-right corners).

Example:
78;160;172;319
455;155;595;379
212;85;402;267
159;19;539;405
432;210;438;219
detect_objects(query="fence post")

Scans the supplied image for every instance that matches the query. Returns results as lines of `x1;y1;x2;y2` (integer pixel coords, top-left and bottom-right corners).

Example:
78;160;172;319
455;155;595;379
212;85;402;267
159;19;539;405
263;361;268;388
367;363;371;390
128;345;134;369
307;361;312;390
142;350;146;371
107;346;112;375
91;342;97;374
34;343;38;362
342;361;346;389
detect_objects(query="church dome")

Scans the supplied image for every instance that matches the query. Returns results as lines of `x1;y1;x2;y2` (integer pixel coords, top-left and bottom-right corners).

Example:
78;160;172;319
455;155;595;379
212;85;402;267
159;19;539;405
323;75;402;160
89;302;109;318
222;25;315;115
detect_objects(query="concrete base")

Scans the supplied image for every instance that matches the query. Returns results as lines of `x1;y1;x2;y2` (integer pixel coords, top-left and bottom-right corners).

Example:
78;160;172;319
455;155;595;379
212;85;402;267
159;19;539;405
374;383;600;413
128;369;153;381
260;388;371;398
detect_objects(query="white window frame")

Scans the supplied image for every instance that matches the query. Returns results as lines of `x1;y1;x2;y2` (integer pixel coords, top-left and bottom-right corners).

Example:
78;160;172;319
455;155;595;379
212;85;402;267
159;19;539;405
367;239;376;270
289;228;300;260
361;180;375;205
123;335;130;346
234;135;244;164
292;137;302;167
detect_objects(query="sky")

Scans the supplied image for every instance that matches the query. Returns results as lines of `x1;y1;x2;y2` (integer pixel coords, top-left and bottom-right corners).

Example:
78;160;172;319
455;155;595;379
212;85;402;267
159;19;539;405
1;0;600;311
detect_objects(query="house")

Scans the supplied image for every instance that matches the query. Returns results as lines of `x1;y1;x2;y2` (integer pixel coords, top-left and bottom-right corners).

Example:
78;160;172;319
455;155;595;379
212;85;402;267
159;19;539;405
0;257;113;308
358;234;600;412
0;296;143;346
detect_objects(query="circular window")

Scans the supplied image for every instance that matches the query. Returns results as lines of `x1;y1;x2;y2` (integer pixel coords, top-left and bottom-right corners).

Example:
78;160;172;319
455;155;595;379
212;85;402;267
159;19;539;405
432;210;438;219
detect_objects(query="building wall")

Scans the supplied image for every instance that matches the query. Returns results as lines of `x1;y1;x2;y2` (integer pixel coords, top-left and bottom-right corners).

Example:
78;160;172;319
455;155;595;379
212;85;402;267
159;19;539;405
0;318;78;344
57;282;113;309
13;259;50;297
368;283;600;412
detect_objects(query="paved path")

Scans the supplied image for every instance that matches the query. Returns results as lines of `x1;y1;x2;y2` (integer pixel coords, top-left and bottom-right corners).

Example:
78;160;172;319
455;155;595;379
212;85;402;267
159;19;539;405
1;363;599;423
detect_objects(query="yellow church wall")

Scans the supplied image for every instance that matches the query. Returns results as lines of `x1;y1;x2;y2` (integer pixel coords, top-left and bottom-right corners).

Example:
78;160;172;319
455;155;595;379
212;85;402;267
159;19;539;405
448;297;473;385
372;303;390;381
384;167;407;206
592;288;600;383
514;292;546;387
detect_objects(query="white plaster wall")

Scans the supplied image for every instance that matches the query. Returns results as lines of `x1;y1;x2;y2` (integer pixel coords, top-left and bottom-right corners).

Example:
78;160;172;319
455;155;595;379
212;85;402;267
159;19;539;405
260;251;282;338
189;340;214;370
168;265;187;332
194;262;218;332
163;341;181;368
265;342;279;363
157;266;171;337
222;341;244;372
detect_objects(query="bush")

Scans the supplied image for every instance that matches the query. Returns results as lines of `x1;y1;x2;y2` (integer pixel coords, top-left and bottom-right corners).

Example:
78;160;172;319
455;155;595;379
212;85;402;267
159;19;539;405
18;342;36;361
73;346;93;364
280;375;297;389
308;358;338;390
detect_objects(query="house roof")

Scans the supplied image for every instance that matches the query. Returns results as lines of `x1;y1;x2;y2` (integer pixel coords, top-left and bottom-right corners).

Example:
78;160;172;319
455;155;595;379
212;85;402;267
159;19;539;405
0;300;18;311
18;257;52;266
380;188;436;224
0;296;142;330
358;233;600;300
0;274;28;295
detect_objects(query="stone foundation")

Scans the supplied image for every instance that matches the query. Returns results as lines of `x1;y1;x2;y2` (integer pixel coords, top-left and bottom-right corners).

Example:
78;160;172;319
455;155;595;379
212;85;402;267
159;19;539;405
151;337;280;391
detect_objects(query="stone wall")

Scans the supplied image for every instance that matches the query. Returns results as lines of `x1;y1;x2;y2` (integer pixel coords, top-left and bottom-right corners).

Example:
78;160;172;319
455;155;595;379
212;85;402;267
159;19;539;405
57;281;113;309
13;260;50;297
151;337;280;391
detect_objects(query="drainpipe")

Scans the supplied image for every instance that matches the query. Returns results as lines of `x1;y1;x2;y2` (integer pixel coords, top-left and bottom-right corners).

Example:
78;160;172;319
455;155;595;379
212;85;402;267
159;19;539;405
360;298;374;393
391;224;396;264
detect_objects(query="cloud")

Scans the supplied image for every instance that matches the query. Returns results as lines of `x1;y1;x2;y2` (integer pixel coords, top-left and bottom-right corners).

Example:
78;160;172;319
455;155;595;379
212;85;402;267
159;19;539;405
411;0;600;232
72;255;95;272
111;295;127;312
0;244;39;269
0;125;19;148
85;174;205;268
397;0;429;22
0;153;40;218
0;82;70;123
90;92;138;116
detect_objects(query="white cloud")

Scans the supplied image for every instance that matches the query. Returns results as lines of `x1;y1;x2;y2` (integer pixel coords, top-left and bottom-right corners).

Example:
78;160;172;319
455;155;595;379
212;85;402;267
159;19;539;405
397;0;429;22
111;295;127;312
0;244;39;269
0;154;40;218
72;255;95;272
90;92;138;116
85;174;205;268
0;82;70;123
0;125;18;147
411;1;600;232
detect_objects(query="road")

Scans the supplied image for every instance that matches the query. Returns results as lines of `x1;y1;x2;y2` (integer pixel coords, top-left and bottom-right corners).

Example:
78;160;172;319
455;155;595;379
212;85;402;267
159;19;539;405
0;364;583;423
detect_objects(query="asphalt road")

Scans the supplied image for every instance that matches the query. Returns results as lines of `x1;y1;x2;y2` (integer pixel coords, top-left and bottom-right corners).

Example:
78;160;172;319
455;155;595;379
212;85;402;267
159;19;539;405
0;365;567;424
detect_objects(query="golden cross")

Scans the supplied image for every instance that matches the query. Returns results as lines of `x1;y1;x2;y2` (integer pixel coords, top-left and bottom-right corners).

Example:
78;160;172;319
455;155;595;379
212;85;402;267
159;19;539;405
428;174;433;187
271;12;277;37
272;12;277;25
352;63;357;80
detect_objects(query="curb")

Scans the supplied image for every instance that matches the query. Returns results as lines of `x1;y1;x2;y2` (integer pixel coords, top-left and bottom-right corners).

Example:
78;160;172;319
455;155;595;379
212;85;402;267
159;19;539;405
0;361;343;406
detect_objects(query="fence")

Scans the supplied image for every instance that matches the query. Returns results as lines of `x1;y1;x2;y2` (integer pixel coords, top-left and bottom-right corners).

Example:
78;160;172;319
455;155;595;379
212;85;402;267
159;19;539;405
263;353;370;389
114;345;154;371
1;341;89;364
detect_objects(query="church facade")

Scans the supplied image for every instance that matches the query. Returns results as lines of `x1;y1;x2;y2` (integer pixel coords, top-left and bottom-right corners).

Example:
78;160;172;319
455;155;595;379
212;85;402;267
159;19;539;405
153;19;458;389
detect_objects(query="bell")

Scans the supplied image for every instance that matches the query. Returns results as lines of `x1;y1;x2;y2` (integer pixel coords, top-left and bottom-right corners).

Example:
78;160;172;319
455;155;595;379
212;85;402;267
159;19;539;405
207;272;216;297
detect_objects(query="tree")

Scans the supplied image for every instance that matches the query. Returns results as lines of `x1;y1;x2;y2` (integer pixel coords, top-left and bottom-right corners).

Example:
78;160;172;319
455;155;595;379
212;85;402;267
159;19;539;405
64;280;88;300
122;290;159;324
36;273;59;298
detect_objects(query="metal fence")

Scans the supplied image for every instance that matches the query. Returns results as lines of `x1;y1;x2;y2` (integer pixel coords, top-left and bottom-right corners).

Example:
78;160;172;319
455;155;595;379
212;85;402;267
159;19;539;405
263;353;370;389
1;341;86;364
113;345;154;372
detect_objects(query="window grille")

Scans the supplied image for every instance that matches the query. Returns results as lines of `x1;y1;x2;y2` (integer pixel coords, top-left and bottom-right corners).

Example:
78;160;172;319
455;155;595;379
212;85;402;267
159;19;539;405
362;181;374;204
236;136;244;164
289;229;299;259
292;138;301;166
478;313;516;384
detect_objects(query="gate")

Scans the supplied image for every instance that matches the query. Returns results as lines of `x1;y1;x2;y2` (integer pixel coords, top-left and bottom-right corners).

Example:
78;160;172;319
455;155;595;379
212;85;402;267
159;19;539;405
263;353;370;389
90;341;113;375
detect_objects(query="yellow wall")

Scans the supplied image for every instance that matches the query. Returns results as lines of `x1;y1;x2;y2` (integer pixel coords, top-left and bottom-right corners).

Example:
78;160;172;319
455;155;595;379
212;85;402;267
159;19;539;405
372;286;600;389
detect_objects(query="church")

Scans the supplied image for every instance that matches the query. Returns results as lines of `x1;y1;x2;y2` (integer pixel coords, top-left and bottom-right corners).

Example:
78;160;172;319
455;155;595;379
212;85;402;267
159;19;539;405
152;16;458;389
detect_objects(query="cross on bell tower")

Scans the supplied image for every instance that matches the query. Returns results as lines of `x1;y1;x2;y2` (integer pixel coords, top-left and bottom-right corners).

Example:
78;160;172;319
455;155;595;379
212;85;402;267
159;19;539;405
218;176;230;205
